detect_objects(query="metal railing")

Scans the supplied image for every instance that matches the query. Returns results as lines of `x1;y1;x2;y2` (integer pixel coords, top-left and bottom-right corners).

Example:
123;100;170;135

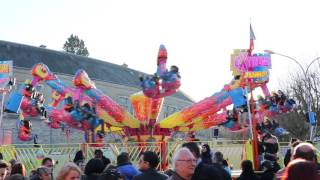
0;140;290;175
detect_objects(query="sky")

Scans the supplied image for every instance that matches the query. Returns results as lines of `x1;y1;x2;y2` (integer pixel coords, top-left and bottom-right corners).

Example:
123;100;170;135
1;0;320;101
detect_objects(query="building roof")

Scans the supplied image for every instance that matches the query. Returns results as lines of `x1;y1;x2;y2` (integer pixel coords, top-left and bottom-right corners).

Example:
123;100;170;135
0;40;193;102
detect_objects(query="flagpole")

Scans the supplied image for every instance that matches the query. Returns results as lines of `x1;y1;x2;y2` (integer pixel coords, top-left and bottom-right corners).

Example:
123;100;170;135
248;23;260;170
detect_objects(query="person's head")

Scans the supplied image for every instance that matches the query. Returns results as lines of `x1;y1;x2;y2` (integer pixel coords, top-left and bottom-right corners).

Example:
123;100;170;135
138;151;159;171
84;158;104;176
73;150;84;164
56;162;81;180
11;162;26;176
98;168;125;180
41;157;53;173
9;159;17;167
292;142;317;162
201;144;211;153
0;160;10;180
241;160;254;174
94;149;103;159
290;138;298;144
29;169;37;179
117;152;130;165
263;118;271;125
260;160;272;171
170;65;179;73
34;167;51;180
222;159;229;167
173;148;196;179
182;142;201;159
213;151;224;164
283;158;318;180
77;160;86;172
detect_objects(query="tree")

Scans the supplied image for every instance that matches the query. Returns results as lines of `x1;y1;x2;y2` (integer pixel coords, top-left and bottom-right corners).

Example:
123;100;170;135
278;63;320;140
63;34;89;56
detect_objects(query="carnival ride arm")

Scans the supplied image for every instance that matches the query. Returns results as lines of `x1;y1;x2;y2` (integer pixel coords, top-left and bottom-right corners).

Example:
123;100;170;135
159;87;246;129
84;87;140;128
156;44;168;77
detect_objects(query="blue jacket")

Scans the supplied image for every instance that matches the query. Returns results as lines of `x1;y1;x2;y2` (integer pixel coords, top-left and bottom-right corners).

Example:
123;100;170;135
117;163;141;180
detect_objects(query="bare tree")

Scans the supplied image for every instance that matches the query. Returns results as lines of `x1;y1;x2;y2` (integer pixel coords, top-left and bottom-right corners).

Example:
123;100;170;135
278;62;320;140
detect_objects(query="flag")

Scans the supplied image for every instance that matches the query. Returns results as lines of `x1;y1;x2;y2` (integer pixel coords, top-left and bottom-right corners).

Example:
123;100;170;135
250;24;256;40
248;24;256;55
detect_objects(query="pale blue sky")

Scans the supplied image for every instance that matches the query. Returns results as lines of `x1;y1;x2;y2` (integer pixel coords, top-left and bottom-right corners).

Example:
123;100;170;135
1;0;320;101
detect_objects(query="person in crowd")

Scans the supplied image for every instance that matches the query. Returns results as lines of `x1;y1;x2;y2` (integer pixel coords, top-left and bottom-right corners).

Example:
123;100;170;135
182;142;231;180
30;167;51;180
94;149;111;168
283;138;300;167
73;150;85;166
29;169;37;179
262;132;280;172
213;152;232;176
237;160;260;180
282;158;319;180
0;153;3;160
56;162;81;180
10;162;26;177
200;144;213;164
8;159;16;168
213;151;224;164
169;147;196;180
275;142;319;179
133;151;168;180
41;157;54;180
72;151;86;173
117;152;140;180
260;160;274;180
275;140;301;178
0;160;10;180
84;158;105;180
292;142;318;162
222;159;231;176
99;168;125;180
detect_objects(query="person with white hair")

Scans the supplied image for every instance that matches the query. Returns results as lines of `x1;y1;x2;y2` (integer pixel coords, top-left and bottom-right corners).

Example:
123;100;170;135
56;162;81;180
169;147;196;180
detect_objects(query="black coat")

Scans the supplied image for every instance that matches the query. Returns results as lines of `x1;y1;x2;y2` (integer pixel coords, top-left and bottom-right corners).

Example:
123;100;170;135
201;153;213;164
283;149;291;167
132;168;168;180
237;173;260;180
84;174;101;180
192;162;231;180
260;169;274;180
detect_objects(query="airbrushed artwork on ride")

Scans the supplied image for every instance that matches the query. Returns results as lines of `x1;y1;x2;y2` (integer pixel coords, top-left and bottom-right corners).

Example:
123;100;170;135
4;44;295;145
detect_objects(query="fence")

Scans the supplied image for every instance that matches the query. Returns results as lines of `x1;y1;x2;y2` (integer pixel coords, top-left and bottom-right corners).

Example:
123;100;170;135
0;140;290;175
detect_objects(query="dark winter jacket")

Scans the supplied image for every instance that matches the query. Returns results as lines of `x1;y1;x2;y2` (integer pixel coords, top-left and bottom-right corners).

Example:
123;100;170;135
192;162;231;180
237;172;260;180
132;168;168;180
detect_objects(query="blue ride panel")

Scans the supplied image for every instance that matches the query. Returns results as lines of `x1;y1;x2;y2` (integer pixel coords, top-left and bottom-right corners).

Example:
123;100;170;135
5;91;23;113
229;88;246;107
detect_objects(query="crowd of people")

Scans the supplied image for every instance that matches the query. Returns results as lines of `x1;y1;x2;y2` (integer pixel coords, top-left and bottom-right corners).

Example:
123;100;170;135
0;140;319;180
